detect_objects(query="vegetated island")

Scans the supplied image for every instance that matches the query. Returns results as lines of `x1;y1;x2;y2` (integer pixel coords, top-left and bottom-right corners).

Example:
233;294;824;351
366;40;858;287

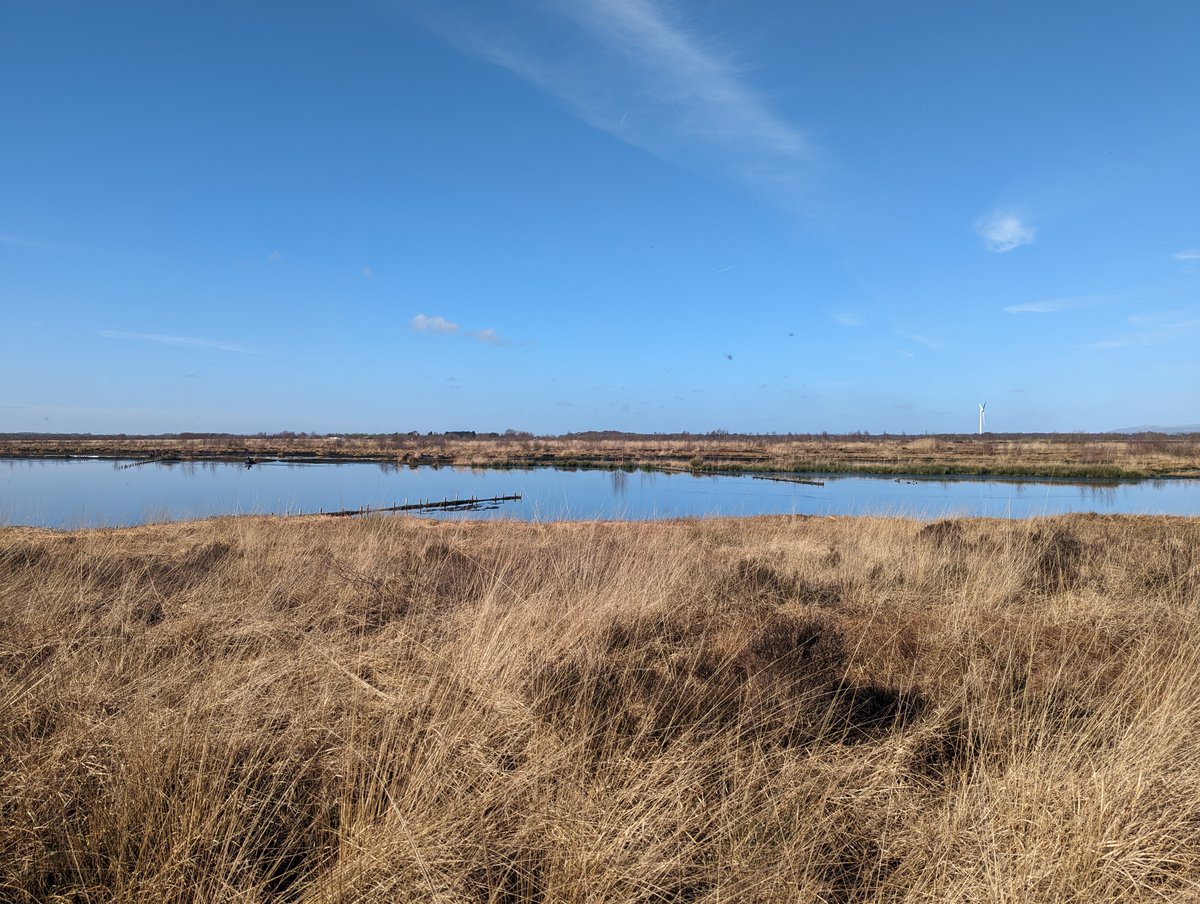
5;429;1200;480
2;512;1198;900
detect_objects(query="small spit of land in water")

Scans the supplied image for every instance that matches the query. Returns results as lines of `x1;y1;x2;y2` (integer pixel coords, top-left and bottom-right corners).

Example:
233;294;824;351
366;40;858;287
5;429;1200;480
3;513;1199;901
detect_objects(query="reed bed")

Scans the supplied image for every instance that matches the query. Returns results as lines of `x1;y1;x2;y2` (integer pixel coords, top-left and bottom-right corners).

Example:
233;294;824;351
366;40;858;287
5;432;1200;479
2;513;1199;901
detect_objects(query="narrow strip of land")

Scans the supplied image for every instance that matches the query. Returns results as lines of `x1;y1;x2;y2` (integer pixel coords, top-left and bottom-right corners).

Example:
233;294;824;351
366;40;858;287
4;431;1200;480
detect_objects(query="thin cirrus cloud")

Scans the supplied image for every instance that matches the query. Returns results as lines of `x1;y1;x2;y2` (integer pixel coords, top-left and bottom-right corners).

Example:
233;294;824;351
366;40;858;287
1126;309;1191;328
99;330;256;353
0;233;60;250
896;329;943;350
1089;318;1200;349
411;313;510;345
1174;249;1200;261
405;0;817;210
1003;295;1113;314
974;210;1035;253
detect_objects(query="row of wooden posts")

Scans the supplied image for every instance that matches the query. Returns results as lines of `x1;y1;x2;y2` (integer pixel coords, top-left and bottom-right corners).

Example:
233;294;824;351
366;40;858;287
314;495;522;517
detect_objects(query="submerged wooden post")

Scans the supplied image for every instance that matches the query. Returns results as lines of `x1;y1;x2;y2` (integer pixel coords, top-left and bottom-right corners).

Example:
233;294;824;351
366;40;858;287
308;493;522;517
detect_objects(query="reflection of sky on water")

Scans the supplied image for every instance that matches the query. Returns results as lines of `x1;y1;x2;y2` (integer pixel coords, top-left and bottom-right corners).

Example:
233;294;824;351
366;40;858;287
3;459;1200;528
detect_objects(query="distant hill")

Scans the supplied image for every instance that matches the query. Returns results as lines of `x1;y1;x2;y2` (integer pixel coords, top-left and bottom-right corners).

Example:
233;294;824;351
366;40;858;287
1111;425;1200;435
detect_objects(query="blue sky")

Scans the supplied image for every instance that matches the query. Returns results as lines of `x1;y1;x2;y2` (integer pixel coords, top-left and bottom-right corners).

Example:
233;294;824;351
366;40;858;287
2;0;1198;434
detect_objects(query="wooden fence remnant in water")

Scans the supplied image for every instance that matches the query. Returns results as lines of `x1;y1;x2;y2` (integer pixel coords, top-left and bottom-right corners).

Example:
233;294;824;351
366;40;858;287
118;456;179;469
314;494;522;517
752;474;825;487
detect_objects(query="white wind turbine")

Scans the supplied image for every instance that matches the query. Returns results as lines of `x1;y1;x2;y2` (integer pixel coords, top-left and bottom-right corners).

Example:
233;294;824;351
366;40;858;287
978;402;987;435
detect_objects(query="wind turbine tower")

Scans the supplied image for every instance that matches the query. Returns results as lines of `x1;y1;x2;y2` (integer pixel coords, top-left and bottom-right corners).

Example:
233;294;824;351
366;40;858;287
978;402;986;435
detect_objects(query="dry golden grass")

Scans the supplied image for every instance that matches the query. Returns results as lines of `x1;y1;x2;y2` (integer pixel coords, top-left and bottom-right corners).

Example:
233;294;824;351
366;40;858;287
6;432;1200;478
3;513;1200;901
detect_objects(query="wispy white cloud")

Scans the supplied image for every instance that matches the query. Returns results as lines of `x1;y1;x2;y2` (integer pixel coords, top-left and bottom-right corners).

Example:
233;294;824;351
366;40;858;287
1175;249;1200;261
465;327;509;345
1125;308;1192;328
896;329;943;350
0;403;180;417
0;234;58;250
832;311;863;327
99;330;255;354
1089;319;1200;349
1003;295;1111;314
411;313;460;334
411;313;511;345
407;0;816;209
974;210;1035;253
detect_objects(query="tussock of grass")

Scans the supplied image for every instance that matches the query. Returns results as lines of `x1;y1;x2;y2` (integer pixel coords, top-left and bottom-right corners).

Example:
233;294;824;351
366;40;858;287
2;514;1200;901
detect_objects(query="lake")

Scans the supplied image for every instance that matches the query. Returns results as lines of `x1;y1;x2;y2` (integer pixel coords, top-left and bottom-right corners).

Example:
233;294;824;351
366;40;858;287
4;458;1200;528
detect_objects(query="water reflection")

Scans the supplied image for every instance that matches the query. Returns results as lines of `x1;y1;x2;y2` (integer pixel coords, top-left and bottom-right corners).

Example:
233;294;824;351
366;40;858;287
3;459;1200;529
1078;485;1118;506
609;469;628;497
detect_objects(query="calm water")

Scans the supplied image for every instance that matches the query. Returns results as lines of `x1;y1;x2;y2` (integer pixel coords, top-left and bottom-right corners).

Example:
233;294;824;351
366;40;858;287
3;458;1200;528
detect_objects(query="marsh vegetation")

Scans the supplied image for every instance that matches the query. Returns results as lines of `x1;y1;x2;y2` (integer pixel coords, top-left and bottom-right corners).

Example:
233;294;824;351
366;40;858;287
6;430;1200;480
3;513;1200;901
